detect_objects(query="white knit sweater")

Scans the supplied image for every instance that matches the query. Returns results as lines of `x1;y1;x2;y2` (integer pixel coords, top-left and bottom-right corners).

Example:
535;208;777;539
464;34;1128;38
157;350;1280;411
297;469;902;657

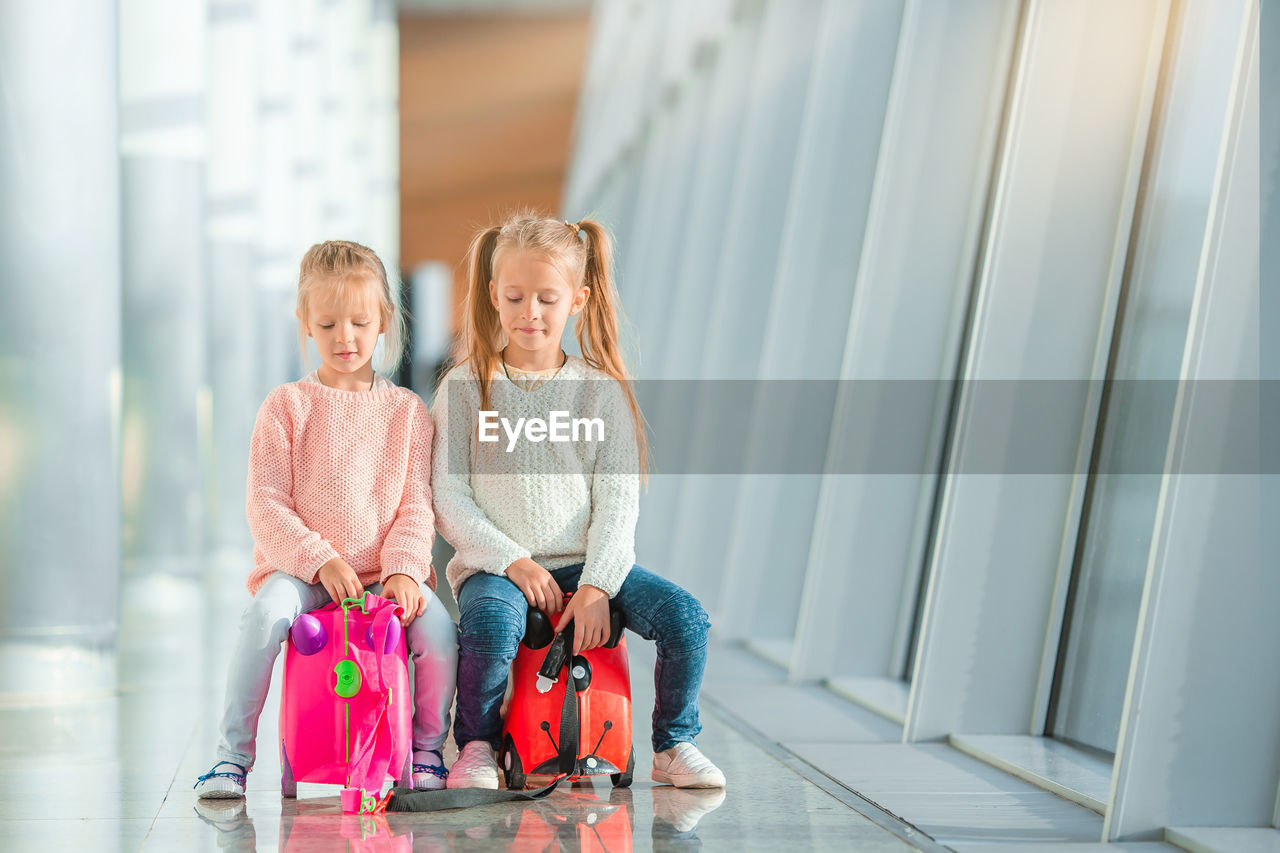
430;355;641;598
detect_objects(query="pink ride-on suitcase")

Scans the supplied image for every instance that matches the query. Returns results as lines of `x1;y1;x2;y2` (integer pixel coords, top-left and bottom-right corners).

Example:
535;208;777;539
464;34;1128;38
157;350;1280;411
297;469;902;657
279;593;413;813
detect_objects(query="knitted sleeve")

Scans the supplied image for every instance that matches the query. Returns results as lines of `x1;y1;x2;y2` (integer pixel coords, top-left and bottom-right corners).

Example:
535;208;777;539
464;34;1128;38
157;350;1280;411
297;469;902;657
378;396;437;589
580;378;640;597
430;371;532;577
245;388;340;582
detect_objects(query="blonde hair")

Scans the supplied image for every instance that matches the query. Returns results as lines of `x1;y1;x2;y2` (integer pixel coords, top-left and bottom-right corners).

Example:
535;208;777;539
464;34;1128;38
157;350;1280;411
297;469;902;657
296;240;405;374
461;211;649;476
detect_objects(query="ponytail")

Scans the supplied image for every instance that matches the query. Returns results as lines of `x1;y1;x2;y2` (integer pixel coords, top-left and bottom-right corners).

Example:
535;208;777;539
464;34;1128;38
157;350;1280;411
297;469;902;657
460;225;503;413
575;219;650;479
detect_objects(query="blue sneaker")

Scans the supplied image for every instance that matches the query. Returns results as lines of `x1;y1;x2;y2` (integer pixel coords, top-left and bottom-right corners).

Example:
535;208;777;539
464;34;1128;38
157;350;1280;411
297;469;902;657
195;760;247;799
412;750;448;790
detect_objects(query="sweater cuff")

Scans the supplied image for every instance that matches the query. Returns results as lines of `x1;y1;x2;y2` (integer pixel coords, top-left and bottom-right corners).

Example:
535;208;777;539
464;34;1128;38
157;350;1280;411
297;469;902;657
379;554;433;589
484;544;534;579
579;562;633;599
295;541;340;585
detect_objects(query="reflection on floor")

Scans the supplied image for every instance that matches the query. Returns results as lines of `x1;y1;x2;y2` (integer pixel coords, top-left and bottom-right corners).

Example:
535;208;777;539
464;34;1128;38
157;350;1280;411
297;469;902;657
0;551;1211;851
0;554;919;852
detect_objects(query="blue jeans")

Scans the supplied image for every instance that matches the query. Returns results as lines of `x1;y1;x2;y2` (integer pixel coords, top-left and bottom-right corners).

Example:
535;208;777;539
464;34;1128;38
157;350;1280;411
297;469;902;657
455;564;710;753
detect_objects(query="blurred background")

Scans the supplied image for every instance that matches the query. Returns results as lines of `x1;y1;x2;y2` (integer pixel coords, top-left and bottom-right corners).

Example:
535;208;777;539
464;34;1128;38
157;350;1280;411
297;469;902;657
0;0;1276;849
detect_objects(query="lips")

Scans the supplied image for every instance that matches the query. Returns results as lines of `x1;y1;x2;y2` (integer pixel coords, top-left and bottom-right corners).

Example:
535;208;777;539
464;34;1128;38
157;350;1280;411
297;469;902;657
336;352;357;360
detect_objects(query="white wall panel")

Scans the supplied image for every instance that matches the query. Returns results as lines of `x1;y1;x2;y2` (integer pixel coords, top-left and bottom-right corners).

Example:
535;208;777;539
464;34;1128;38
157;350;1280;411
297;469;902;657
0;0;122;677
905;0;1170;742
119;0;208;579
206;0;261;553
1106;0;1277;838
634;5;766;596
666;0;824;615
792;0;1022;681
718;0;906;645
1048;0;1260;754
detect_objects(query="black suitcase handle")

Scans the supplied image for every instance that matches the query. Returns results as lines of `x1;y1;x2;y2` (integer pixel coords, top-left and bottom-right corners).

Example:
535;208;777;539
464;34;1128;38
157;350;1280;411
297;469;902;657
521;603;625;651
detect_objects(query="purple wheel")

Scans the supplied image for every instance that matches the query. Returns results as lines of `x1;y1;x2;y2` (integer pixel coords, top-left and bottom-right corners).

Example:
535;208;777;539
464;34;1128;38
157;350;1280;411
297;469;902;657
290;613;327;655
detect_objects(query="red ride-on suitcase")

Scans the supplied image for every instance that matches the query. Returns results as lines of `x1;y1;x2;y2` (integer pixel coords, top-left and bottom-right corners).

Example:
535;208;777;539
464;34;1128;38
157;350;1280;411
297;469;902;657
500;597;634;790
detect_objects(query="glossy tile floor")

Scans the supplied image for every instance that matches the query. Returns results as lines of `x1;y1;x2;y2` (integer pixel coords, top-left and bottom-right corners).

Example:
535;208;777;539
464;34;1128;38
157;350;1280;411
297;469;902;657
0;553;921;852
0;551;1212;852
696;659;1184;853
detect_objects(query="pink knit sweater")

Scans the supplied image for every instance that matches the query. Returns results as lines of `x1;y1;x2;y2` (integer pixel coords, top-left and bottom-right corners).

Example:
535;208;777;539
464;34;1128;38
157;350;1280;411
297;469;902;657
244;380;436;596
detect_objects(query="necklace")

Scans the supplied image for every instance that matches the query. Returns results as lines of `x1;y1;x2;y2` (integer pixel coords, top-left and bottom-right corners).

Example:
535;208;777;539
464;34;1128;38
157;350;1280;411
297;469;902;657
501;347;566;383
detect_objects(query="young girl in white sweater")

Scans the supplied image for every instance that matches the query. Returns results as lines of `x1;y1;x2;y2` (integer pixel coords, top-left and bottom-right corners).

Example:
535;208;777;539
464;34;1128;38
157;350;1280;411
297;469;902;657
431;213;725;791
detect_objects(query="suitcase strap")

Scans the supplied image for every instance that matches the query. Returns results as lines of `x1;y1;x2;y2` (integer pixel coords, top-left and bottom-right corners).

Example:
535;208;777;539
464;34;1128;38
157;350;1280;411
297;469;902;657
554;634;580;776
344;602;399;789
381;775;565;812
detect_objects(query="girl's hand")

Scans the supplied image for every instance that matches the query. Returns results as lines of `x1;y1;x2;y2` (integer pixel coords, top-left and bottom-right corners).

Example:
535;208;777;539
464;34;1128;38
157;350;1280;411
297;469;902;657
318;557;364;606
555;585;610;655
505;558;564;615
381;574;426;627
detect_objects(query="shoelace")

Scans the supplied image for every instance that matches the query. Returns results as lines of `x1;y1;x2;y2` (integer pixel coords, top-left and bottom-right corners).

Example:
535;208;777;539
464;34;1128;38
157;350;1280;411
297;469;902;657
412;763;448;779
195;761;246;788
412;748;448;779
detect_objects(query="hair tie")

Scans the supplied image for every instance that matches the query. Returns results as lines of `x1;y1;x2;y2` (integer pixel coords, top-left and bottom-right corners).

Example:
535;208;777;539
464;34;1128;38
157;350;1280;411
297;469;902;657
565;220;581;236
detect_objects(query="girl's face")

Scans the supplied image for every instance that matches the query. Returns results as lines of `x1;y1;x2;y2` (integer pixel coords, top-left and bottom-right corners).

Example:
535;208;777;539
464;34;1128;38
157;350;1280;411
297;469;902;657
490;251;589;364
301;277;383;382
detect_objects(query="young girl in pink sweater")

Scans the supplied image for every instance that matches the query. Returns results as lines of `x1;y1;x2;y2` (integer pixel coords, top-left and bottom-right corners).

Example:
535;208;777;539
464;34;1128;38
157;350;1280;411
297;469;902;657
195;240;457;798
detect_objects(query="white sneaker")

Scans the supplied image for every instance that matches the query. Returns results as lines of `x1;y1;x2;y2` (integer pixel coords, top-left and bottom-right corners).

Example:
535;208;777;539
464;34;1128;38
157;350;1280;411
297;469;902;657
651;743;726;789
446;741;499;789
194;760;247;799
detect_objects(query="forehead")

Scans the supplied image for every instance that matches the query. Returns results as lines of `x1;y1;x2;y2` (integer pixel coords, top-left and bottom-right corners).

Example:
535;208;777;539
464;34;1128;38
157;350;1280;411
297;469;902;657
308;274;380;315
494;252;574;291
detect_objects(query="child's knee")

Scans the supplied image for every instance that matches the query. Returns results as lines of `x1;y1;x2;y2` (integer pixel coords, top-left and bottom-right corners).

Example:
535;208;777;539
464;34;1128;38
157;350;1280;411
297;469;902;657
458;594;525;655
406;599;459;660
652;591;711;656
240;575;307;644
239;597;293;646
